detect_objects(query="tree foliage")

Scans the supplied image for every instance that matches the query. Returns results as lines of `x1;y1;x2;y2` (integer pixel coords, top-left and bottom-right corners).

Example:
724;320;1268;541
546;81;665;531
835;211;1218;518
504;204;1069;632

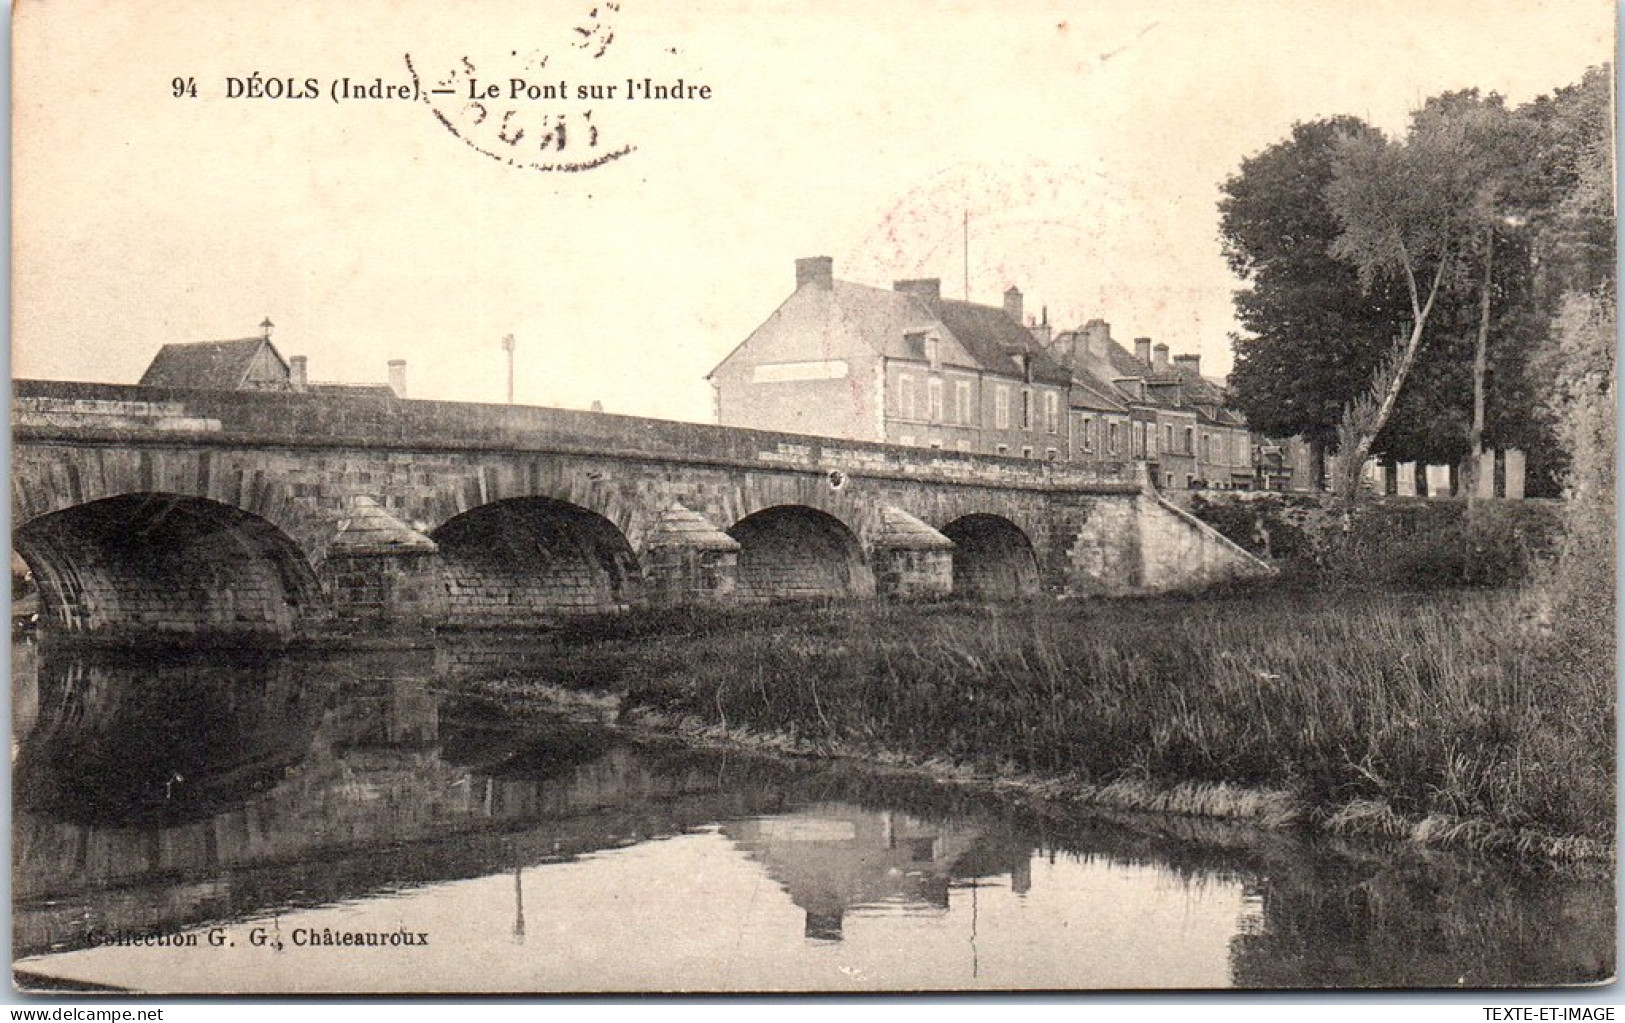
1219;118;1406;450
1221;66;1613;496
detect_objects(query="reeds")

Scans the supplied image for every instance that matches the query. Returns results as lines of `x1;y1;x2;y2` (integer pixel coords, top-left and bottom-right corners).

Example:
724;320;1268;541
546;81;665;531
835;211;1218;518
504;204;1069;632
605;587;1612;852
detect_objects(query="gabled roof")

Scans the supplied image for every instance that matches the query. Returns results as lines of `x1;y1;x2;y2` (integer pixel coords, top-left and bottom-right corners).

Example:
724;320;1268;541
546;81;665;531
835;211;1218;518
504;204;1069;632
928;299;1073;386
1068;369;1129;413
1170;365;1227;406
830;281;969;365
716;272;1076;388
1101;339;1152;380
138;338;285;390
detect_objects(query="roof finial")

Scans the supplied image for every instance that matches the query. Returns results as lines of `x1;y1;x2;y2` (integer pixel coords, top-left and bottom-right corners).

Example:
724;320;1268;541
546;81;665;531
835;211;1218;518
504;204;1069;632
260;317;274;340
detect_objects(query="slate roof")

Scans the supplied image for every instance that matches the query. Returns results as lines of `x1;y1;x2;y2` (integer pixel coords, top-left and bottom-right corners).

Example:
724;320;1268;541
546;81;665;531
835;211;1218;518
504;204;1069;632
717;275;1074;387
1067;370;1129;413
830;282;969;365
138;338;284;390
928;299;1073;386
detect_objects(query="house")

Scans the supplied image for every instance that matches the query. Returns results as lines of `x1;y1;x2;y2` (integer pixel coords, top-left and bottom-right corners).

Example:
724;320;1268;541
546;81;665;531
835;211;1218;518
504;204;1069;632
137;327;408;398
1046;320;1254;490
139;336;297;392
708;258;1073;459
713;256;1272;489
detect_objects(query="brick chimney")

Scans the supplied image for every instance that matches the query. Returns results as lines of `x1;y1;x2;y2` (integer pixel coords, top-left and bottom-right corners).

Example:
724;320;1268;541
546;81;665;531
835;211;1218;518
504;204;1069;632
795;256;834;290
288;355;308;393
1174;353;1201;376
1003;285;1023;325
1082;319;1112;359
893;278;942;302
388;359;407;398
1153;342;1170;371
1028;305;1052;346
1134;337;1152;366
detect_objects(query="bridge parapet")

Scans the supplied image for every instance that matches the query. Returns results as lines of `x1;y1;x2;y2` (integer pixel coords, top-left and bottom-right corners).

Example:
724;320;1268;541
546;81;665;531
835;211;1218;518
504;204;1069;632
14;380;1139;493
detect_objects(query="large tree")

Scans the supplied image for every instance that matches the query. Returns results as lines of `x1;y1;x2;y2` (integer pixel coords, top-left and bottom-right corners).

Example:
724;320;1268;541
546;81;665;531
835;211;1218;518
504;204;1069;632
1219;118;1408;455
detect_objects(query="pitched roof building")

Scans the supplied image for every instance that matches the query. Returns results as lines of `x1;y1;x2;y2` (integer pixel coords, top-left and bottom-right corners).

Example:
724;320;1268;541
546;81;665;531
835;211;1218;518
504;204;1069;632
138;337;295;392
136;333;408;399
709;257;1072;459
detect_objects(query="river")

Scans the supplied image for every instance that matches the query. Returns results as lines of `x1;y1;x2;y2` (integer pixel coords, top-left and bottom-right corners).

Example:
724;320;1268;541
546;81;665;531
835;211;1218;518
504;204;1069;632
10;639;1612;993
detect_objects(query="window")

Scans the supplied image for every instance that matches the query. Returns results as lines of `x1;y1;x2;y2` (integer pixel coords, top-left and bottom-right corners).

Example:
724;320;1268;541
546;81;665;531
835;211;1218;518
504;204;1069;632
995;387;1010;429
1133;422;1145;457
955;380;972;425
1021;388;1034;430
1184;426;1195;454
1164;424;1174;453
898;374;915;419
1022;446;1034;459
1201;433;1211;462
928;377;943;422
1044;391;1059;434
925;333;940;367
1108;422;1120;455
1081;416;1094;452
996;443;1009;455
1046;447;1059;461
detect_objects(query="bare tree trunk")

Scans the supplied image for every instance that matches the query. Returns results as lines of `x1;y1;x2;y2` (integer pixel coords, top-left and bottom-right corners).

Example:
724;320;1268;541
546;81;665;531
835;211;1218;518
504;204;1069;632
1334;242;1452;507
1466;226;1493;506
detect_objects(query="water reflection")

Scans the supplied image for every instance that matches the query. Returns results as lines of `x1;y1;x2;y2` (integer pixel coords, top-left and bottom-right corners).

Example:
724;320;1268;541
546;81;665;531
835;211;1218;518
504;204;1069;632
11;642;1613;992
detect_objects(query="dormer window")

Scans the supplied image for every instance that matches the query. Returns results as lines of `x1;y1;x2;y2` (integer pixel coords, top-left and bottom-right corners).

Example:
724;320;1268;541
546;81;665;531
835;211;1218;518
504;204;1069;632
924;333;941;368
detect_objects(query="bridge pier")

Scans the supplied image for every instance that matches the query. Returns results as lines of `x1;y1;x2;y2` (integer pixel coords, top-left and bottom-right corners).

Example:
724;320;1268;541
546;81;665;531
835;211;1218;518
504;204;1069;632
318;497;446;631
869;506;954;600
640;503;741;605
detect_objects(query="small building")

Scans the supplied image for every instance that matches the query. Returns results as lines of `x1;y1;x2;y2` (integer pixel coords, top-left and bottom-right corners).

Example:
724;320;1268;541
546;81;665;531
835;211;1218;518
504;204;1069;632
137;330;407;398
139;336;297;392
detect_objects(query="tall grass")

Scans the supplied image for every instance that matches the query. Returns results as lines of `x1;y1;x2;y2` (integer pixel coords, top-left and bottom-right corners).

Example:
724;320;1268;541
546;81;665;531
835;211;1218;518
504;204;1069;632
601;589;1611;849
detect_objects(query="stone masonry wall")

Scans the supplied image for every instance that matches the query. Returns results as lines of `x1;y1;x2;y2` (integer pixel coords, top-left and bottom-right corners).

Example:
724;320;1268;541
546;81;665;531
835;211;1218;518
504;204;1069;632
13;381;1262;636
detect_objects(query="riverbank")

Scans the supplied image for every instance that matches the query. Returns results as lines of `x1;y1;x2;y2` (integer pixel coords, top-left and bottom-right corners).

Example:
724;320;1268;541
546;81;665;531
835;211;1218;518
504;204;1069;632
465;585;1613;863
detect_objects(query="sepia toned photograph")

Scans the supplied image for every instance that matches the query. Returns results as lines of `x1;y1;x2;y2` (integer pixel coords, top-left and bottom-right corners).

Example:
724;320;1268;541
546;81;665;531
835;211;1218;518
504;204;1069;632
8;0;1616;995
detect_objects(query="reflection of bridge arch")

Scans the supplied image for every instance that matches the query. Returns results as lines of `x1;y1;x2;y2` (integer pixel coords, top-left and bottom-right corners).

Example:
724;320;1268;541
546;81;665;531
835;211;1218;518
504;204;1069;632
940;514;1039;599
728;505;875;601
432;497;642;627
13;494;326;639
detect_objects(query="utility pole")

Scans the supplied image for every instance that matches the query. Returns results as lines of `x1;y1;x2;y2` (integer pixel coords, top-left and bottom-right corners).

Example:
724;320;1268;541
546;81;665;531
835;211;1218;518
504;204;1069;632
962;209;970;300
501;333;515;404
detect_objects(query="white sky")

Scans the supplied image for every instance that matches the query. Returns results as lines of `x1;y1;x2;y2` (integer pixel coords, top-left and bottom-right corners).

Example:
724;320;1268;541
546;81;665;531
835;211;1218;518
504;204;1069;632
11;0;1615;422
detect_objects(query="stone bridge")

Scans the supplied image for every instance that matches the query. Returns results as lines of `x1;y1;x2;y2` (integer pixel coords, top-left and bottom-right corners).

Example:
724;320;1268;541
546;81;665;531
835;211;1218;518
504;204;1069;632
12;380;1270;641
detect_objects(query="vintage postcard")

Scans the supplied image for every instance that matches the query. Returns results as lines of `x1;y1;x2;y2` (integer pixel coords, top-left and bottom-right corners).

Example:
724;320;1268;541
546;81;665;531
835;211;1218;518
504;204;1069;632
9;0;1616;996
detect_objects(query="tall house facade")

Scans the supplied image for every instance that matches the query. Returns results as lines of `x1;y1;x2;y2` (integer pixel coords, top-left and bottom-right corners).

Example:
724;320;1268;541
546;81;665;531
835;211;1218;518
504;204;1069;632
712;256;1279;491
1047;321;1257;491
709;259;1072;460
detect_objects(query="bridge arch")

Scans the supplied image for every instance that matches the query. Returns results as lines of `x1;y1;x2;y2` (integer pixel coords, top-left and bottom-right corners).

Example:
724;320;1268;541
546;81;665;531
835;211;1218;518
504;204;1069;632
728;504;875;602
13;493;326;640
940;513;1040;599
431;497;642;627
11;447;339;570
